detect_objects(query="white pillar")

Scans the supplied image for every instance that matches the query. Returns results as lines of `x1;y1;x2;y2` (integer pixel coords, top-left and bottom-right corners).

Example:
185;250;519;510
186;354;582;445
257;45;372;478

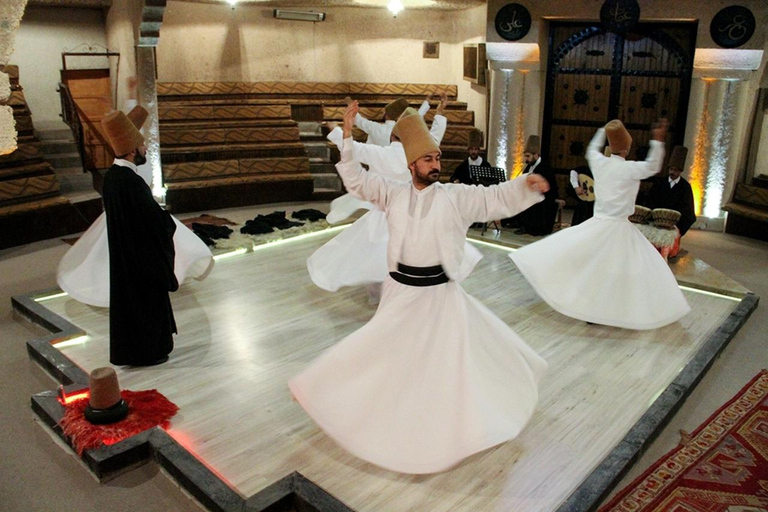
683;49;763;228
136;46;164;201
486;43;541;179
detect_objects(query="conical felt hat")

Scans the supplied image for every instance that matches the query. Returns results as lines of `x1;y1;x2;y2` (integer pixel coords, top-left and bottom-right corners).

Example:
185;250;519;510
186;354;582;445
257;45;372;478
101;110;144;156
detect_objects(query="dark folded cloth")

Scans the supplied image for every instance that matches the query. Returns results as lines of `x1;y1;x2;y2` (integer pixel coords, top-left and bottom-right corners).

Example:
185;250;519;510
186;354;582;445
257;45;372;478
241;211;304;235
191;223;233;246
240;219;274;235
292;208;327;222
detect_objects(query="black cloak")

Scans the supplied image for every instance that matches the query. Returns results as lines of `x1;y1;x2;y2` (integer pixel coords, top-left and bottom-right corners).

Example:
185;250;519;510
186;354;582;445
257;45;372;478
103;164;178;365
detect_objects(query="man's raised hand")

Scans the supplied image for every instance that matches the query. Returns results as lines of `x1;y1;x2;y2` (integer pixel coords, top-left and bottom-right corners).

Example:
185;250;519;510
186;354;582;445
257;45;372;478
342;101;359;138
526;173;549;194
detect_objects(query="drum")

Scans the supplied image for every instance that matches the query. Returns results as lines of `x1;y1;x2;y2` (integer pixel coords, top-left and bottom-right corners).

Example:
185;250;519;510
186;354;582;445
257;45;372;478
628;205;652;224
652;208;681;230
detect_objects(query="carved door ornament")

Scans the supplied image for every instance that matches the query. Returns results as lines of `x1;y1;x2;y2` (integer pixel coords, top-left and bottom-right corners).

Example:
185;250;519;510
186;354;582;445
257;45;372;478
494;3;532;42
600;0;640;34
710;6;755;49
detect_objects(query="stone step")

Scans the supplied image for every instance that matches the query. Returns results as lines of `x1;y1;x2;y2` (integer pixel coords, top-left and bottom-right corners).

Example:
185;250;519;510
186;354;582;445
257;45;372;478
309;160;336;175
311;188;344;202
45;153;83;169
312;172;342;192
36;127;74;141
304;141;329;159
40;140;79;155
57;172;93;194
54;166;86;176
300;133;326;142
298;121;322;136
62;189;101;204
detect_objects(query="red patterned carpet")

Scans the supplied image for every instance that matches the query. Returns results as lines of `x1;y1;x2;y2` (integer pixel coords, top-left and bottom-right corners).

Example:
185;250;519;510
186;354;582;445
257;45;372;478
601;370;768;511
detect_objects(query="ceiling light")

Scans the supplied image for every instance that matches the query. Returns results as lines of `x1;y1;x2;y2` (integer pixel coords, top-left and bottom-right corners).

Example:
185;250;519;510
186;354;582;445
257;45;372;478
273;9;326;22
388;0;404;17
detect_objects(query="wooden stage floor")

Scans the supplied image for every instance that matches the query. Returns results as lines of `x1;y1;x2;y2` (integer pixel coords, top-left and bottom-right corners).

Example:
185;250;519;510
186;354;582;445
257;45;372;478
21;226;756;511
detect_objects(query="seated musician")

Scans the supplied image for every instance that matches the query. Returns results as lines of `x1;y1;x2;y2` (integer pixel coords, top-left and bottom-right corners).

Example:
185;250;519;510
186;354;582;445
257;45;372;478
644;145;696;239
502;135;559;235
450;128;489;185
569;161;596;226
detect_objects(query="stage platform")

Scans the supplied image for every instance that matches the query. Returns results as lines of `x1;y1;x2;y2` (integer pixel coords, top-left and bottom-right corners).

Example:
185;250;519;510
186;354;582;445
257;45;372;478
12;221;758;512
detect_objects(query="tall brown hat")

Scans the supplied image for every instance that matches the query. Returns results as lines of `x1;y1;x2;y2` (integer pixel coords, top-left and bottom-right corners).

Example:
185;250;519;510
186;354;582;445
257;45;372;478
394;110;441;164
604;120;632;154
101;110;144;156
524;135;540;155
468;128;483;148
390;107;419;139
84;367;129;424
127;104;148;130
668;145;688;171
384;98;410;120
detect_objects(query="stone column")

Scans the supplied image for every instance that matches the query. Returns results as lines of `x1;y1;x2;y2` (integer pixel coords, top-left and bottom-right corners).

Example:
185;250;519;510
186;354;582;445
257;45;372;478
486;43;541;179
682;49;763;229
136;45;164;201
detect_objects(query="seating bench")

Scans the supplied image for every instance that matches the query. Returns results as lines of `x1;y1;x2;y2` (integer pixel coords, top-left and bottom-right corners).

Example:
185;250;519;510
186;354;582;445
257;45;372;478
723;182;768;241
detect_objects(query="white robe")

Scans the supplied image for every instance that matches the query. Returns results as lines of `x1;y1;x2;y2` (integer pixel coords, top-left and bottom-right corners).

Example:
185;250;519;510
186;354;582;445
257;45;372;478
308;115;469;291
57;161;214;308
290;138;547;474
355;100;430;147
509;128;691;329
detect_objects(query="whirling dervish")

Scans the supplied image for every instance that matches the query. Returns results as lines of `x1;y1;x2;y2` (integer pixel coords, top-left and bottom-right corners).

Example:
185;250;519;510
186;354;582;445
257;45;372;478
307;93;482;303
509;119;691;330
56;105;213;308
290;102;549;474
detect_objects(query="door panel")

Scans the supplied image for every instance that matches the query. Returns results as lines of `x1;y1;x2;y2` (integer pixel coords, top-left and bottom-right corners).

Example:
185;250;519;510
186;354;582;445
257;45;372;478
543;22;697;174
552;74;612;123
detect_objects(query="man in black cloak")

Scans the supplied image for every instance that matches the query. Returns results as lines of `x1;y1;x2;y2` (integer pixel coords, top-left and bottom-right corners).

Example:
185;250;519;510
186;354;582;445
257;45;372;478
449;128;490;185
505;135;559;235
101;107;178;366
644;145;697;237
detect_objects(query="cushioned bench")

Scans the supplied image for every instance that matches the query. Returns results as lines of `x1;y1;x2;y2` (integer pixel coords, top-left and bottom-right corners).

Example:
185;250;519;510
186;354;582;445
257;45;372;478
723;182;768;241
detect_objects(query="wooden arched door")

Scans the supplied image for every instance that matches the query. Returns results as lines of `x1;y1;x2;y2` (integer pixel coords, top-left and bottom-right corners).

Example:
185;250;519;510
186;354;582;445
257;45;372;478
542;22;697;174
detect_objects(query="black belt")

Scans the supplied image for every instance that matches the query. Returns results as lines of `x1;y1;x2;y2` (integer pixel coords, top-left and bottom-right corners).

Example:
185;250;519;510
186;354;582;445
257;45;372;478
389;263;449;287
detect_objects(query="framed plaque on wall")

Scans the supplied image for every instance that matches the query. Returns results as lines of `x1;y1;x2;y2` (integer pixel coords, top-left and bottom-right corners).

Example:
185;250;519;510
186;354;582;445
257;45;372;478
710;6;755;48
494;3;531;42
463;43;486;85
600;0;640;33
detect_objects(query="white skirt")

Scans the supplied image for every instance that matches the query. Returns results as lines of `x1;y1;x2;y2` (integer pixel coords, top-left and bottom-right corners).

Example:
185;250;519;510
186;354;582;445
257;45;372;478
289;277;547;474
307;209;390;292
57;212;215;307
509;216;690;330
307;209;484;292
325;193;373;225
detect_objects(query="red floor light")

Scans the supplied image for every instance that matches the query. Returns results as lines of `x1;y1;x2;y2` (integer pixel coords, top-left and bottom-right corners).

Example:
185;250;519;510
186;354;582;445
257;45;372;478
57;385;89;405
